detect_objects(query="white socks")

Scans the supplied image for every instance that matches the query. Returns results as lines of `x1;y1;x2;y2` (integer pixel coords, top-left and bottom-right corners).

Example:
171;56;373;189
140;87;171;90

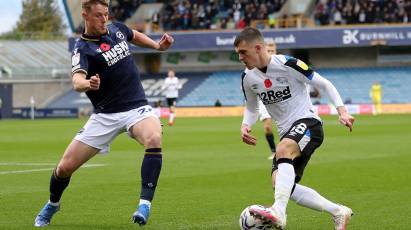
48;200;60;207
139;199;151;208
273;162;295;217
169;113;175;123
290;184;341;216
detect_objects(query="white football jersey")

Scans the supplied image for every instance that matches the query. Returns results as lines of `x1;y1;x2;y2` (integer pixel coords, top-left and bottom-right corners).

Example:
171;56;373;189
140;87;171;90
242;55;321;137
162;77;180;98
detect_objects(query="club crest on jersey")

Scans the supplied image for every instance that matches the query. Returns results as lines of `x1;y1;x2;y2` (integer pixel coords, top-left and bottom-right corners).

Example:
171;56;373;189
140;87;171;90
276;77;288;84
258;86;291;105
101;41;131;66
72;53;80;66
116;31;125;39
264;79;272;88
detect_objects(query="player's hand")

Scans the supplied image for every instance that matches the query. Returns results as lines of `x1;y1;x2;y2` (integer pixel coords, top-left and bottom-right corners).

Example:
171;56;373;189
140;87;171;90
337;106;355;132
157;33;174;51
89;74;100;91
339;112;355;132
241;125;257;146
339;114;355;132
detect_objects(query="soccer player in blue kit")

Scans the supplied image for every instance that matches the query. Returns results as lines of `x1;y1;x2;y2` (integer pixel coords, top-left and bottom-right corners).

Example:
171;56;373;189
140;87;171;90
34;0;173;227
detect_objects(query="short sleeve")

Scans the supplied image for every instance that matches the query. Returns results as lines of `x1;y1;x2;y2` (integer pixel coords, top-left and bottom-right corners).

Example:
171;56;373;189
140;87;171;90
71;47;88;76
112;22;134;41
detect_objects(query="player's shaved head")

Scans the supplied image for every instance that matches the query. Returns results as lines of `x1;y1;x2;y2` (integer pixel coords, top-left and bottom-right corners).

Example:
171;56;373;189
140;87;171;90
82;0;109;12
234;27;265;47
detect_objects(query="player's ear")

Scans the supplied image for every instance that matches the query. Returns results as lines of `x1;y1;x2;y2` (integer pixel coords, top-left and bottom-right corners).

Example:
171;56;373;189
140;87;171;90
81;10;87;20
255;43;262;53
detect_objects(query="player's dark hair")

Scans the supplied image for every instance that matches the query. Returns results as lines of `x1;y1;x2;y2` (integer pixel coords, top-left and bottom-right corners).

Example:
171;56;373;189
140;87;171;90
82;0;109;12
234;27;265;47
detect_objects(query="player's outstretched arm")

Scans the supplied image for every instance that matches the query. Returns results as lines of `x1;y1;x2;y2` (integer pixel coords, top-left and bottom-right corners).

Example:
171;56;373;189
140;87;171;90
307;72;354;131
72;72;100;92
131;30;174;51
336;106;355;132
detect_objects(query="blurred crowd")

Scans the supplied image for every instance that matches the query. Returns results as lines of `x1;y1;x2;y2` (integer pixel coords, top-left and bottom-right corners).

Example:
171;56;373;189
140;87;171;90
314;0;411;25
159;0;286;31
110;0;142;22
75;0;411;33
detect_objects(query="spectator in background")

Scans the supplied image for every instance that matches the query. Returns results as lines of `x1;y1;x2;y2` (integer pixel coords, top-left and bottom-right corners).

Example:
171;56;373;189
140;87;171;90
151;10;160;32
332;8;343;25
309;85;321;105
161;69;181;126
159;0;286;31
370;80;382;115
344;97;352;105
214;99;222;107
268;13;276;28
314;0;407;26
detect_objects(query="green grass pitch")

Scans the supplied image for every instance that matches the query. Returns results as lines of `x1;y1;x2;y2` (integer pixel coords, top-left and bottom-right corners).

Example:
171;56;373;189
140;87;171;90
0;114;410;229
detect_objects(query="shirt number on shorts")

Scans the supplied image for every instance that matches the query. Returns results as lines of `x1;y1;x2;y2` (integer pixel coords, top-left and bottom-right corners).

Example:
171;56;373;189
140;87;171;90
290;123;307;135
137;107;152;115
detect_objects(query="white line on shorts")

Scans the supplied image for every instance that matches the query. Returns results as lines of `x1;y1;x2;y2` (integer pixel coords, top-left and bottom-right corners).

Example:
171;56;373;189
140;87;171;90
0;163;105;175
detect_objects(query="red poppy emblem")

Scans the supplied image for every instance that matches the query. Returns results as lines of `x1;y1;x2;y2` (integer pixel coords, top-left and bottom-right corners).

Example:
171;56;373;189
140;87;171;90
264;79;272;88
100;43;111;52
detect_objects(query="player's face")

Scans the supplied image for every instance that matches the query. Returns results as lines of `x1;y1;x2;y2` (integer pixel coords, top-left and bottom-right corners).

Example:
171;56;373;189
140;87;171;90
83;3;109;35
267;44;276;55
235;40;259;69
168;70;175;78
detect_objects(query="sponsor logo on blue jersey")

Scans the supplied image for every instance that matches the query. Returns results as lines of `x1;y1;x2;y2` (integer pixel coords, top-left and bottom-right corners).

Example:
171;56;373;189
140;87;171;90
101;41;131;67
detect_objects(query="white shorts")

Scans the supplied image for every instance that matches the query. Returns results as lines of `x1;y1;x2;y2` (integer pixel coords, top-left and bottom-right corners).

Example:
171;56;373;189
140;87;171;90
74;105;157;153
258;100;271;121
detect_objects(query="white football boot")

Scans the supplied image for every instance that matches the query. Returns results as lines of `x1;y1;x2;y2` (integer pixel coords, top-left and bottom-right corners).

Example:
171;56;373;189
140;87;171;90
332;205;353;230
249;205;286;230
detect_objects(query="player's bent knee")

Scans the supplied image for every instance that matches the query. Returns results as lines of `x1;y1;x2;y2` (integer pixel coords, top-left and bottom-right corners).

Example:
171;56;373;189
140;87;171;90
276;139;299;159
143;132;162;148
264;126;272;134
56;164;76;178
275;146;290;159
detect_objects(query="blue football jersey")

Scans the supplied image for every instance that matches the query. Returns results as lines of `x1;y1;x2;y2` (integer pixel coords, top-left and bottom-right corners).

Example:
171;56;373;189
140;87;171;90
71;22;148;113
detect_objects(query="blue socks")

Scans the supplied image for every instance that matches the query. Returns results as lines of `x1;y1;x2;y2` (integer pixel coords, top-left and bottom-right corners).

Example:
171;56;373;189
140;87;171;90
140;148;162;201
49;169;71;203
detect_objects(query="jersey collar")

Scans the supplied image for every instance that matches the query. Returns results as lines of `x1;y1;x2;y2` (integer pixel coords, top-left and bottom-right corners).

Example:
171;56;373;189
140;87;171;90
81;29;109;42
258;66;268;73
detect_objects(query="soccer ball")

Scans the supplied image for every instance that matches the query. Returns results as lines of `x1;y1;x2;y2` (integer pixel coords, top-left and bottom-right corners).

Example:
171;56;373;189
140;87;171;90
239;205;270;230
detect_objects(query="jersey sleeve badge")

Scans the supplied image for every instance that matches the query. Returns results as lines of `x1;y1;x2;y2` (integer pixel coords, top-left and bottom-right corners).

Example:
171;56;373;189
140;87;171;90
72;53;80;66
285;58;314;80
296;60;309;71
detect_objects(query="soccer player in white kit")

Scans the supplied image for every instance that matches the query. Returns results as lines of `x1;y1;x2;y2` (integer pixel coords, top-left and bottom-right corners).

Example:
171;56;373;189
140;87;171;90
235;27;355;230
259;40;277;159
161;69;181;126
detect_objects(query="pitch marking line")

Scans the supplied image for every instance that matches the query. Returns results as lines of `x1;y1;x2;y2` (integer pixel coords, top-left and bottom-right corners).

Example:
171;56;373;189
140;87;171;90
0;163;105;175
